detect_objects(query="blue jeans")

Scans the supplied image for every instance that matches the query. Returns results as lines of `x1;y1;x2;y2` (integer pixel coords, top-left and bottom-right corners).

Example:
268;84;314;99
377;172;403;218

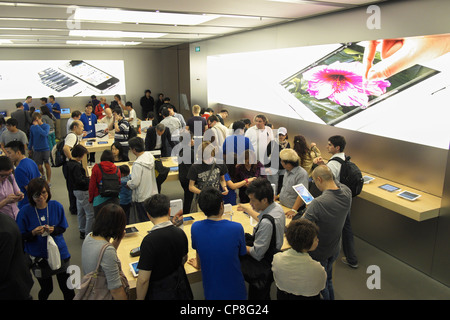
73;190;94;235
318;250;339;300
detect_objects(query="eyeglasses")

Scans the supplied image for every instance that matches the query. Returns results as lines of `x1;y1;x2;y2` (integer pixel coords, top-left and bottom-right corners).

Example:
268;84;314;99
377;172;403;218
32;190;48;199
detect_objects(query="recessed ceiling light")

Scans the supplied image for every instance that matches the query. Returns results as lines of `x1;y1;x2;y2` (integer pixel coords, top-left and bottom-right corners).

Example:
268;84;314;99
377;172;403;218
66;40;141;46
73;8;219;25
0;39;13;44
69;30;167;38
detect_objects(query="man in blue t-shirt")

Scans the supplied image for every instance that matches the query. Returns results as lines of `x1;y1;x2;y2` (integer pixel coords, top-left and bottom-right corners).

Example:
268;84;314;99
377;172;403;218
28;112;51;185
188;187;247;300
49;95;62;139
80;103;97;164
5;141;41;209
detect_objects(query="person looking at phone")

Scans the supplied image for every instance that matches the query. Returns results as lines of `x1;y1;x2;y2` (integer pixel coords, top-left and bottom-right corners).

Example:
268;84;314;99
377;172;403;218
5;141;40;210
0;155;24;220
16;177;75;300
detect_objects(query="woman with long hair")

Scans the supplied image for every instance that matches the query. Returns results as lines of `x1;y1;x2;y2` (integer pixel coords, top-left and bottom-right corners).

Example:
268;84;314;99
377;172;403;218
293;135;321;177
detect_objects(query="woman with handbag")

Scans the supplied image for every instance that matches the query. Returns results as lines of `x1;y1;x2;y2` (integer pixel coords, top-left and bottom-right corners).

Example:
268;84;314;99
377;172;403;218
79;203;129;300
16;177;75;300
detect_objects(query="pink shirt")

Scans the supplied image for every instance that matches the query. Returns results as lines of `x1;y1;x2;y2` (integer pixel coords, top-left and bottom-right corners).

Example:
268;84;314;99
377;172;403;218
0;174;21;220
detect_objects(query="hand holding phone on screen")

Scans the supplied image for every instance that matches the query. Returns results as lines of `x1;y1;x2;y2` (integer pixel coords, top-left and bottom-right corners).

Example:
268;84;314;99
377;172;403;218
363;35;450;81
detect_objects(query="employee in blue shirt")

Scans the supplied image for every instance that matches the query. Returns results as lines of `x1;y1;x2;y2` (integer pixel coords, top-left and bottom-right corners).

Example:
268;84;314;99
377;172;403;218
80;103;97;164
49;95;62;139
28;112;51;185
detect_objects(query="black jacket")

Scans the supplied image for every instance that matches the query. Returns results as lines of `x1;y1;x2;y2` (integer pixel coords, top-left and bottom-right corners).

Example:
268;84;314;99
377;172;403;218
145;126;175;157
67;160;90;191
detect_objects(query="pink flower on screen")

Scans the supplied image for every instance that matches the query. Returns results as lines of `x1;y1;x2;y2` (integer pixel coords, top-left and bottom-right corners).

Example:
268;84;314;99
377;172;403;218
303;61;390;107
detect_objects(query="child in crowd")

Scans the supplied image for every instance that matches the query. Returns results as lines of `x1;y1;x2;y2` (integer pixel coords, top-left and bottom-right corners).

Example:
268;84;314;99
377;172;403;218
272;219;327;300
118;165;132;224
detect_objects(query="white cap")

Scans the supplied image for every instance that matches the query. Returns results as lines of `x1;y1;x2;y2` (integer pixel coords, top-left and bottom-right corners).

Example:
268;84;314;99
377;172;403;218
278;127;287;136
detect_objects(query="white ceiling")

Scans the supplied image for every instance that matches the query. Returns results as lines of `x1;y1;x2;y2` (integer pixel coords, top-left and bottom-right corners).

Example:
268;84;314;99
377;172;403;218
0;0;390;49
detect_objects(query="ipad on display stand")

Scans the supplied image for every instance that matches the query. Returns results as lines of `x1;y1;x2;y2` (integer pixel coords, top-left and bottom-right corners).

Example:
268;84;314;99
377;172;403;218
397;190;421;201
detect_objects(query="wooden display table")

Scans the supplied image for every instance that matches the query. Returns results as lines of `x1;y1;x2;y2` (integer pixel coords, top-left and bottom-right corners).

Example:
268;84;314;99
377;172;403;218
359;172;441;222
117;204;292;298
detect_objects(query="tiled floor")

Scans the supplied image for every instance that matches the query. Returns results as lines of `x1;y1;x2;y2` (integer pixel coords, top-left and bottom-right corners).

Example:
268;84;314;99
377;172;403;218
29;164;450;300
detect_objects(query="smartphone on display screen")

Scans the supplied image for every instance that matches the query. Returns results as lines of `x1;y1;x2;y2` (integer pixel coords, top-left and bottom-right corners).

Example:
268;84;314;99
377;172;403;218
59;60;120;93
280;42;440;126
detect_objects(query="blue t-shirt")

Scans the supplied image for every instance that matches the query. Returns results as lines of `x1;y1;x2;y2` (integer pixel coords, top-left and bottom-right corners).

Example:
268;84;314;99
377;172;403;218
15;158;41;209
222;173;237;205
119;175;132;205
29;123;50;151
51;102;61;119
191;219;247;300
16;200;70;260
80;113;97;139
23;102;30;111
222;134;254;156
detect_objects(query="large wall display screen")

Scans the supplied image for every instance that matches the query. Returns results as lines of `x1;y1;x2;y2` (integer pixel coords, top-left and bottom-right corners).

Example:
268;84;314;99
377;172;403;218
207;34;450;149
0;60;126;99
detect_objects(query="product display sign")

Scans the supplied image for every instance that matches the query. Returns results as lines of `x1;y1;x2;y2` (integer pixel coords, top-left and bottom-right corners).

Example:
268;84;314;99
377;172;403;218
207;34;450;149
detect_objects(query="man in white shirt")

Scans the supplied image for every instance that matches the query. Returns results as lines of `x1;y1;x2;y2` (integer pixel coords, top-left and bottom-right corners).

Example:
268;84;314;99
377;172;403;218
205;115;227;150
99;107;114;132
127;137;158;223
160;108;182;141
125;101;138;129
245;114;274;164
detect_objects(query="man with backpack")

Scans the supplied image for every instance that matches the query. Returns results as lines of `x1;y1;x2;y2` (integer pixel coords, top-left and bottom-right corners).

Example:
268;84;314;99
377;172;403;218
314;135;359;270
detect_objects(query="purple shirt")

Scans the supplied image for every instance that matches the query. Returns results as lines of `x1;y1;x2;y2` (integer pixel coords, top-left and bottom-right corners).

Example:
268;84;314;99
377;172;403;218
0;174;21;220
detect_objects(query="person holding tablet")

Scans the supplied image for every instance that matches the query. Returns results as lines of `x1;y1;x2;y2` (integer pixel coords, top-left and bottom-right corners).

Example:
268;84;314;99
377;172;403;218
276;149;309;218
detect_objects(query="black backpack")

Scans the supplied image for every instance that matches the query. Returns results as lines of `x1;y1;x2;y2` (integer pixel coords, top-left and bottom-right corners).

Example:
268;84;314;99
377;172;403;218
127;125;137;140
98;165;121;198
52;133;78;167
329;156;364;197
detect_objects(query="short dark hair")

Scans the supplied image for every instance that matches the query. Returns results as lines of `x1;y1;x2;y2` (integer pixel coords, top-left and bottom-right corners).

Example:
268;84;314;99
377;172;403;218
144;194;170;219
71;110;82;118
328;135;346;152
27;178;51;207
232;121;245;131
246;178;274;204
6;118;18;127
49;95;55;101
85;103;93;109
125;101;133;108
128;137;145;153
40;97;47;103
15;102;23;108
100;150;115;163
161;108;170;117
71;144;88;158
112;107;123;116
5;140;25;154
241;118;251;126
198;187;223;217
0;155;13;171
114;94;121;100
119;164;130;176
207;115;219;123
286;219;319;253
92;203;126;240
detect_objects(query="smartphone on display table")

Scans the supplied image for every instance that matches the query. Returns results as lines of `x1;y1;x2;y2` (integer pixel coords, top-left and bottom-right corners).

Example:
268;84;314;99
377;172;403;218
59;60;120;93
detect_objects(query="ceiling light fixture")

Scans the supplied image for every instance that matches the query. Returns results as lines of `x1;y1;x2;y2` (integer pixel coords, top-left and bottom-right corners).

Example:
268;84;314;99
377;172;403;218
66;40;141;46
73;8;219;25
69;30;167;39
